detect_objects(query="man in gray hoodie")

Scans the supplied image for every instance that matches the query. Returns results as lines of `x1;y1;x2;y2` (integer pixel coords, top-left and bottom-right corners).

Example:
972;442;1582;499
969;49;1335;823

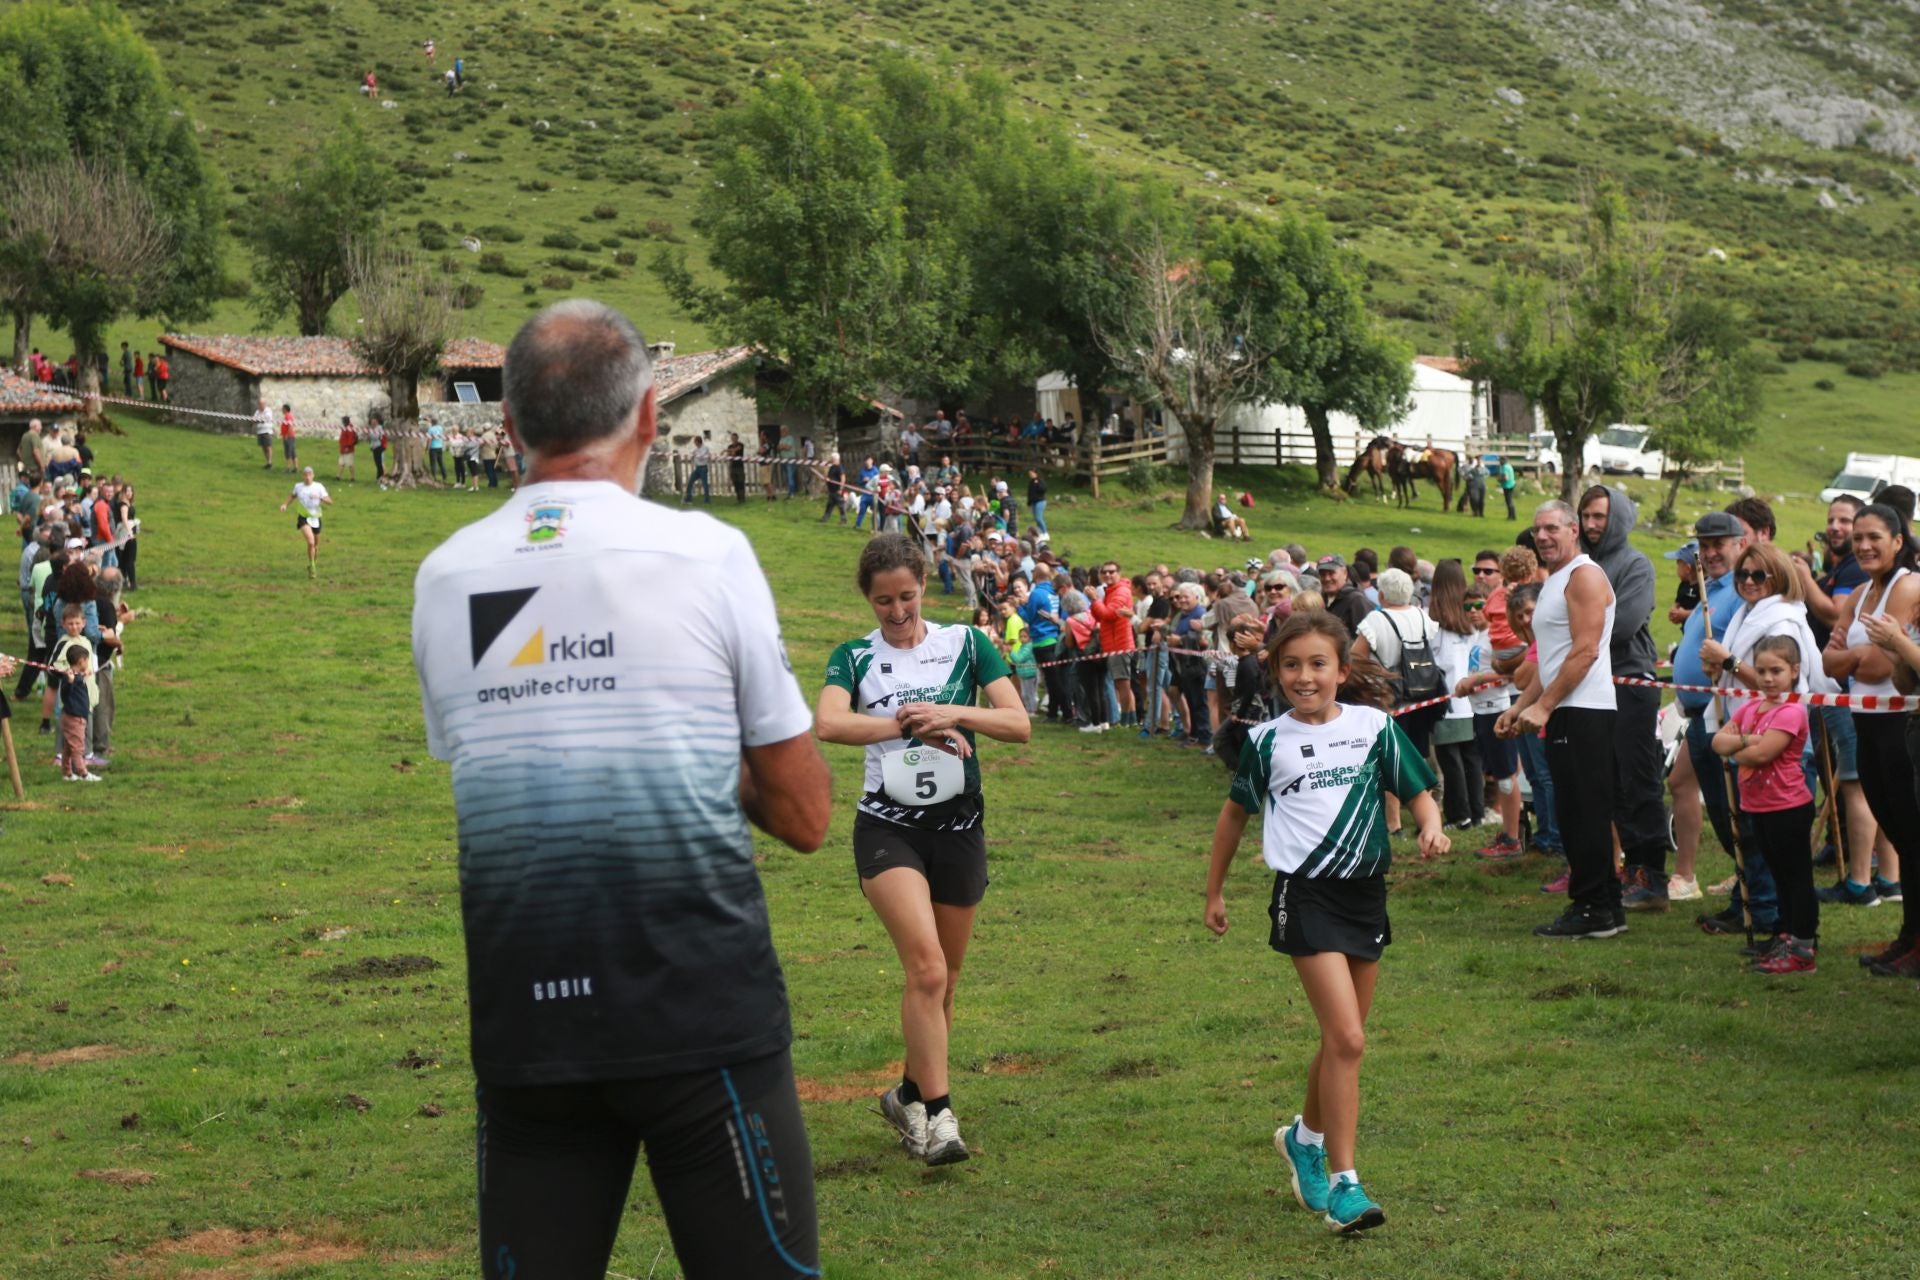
1578;484;1670;912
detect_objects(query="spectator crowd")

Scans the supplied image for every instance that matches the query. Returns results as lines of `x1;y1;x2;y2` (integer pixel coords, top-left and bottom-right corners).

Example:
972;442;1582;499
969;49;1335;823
10;418;139;785
930;479;1920;978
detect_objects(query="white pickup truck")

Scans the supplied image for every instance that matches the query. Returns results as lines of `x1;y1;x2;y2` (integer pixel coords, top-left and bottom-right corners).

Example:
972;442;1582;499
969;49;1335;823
1820;453;1920;508
1529;425;1666;477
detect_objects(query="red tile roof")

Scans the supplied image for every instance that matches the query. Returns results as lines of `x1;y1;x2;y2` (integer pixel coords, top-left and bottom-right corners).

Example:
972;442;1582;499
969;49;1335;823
442;337;507;369
655;345;756;406
1414;355;1469;375
161;334;506;376
0;368;83;415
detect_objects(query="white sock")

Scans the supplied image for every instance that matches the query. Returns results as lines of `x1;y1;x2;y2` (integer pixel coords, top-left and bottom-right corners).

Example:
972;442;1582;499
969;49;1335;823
1294;1118;1324;1148
1332;1169;1358;1187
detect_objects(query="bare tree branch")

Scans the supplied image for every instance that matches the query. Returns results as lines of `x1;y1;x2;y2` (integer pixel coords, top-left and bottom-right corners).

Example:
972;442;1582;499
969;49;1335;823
347;240;453;488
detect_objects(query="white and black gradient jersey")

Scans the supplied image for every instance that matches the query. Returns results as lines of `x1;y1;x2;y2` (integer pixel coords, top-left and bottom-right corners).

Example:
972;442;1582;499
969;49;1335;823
412;480;811;1085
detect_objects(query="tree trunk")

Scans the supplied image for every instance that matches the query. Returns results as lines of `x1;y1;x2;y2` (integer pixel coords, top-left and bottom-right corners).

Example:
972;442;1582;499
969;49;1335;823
11;310;30;374
1306;403;1339;491
1553;426;1584;504
1179;417;1215;530
1659;468;1688;525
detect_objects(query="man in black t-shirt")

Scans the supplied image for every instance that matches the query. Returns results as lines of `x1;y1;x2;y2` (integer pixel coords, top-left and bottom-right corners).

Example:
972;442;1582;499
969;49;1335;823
1317;553;1372;635
1795;495;1868;650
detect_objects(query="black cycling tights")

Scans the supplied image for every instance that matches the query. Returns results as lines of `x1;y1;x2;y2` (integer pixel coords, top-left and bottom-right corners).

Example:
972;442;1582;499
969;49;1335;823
477;1048;818;1280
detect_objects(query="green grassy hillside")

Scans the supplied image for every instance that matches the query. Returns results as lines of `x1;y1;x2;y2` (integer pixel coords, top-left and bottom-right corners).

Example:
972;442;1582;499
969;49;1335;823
90;0;1920;489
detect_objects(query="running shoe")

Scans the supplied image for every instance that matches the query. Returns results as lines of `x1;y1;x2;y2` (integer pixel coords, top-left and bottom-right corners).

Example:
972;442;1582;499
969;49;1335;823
1275;1117;1329;1213
1478;835;1524;861
1858;935;1916;969
1696;906;1744;936
1868;943;1920;980
1708;875;1738;895
1533;906;1624;939
1324;1177;1386;1234
923;1107;970;1166
1621;867;1670;913
1816;879;1881;908
878;1088;928;1158
1667;875;1703;902
1871;876;1903;903
1538;868;1569;895
1752;940;1816;975
1741;932;1788;959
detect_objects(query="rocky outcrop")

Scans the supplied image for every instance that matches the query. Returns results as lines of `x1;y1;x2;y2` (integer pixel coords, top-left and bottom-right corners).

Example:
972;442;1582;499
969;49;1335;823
1482;0;1920;164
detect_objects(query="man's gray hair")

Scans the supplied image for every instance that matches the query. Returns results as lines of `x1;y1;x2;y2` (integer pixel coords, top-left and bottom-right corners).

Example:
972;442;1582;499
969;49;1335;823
98;566;123;599
503;299;654;453
1534;499;1576;526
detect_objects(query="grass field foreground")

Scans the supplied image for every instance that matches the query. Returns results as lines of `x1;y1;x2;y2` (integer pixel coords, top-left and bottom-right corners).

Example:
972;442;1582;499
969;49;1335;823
0;416;1915;1279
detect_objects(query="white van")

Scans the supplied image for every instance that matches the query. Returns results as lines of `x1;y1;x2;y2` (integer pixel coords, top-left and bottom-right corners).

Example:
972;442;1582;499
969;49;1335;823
1820;453;1920;507
1530;426;1665;477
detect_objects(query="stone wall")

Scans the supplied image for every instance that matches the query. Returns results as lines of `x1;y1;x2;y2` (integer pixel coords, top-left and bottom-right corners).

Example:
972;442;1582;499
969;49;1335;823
260;374;392;434
643;368;761;498
162;350;255;425
420;402;504;431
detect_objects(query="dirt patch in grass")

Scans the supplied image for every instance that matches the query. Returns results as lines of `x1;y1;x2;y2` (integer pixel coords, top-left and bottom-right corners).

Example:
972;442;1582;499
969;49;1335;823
1532;978;1625;1002
312;955;440;983
241;796;304;810
979;1051;1046;1075
129;1228;375;1277
78;1167;154;1187
814;1153;884;1179
794;1061;903;1102
5;1043;133;1068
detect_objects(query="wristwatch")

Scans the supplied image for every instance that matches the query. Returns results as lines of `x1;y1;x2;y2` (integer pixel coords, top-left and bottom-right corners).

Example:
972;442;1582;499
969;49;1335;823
1727;655;1740;676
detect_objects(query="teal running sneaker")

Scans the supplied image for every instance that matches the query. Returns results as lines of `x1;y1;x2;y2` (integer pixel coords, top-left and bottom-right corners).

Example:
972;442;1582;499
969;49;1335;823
1274;1117;1329;1213
1324;1176;1386;1234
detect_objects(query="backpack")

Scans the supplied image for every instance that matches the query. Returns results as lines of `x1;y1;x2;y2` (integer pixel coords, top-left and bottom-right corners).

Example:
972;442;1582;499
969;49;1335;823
1384;610;1444;704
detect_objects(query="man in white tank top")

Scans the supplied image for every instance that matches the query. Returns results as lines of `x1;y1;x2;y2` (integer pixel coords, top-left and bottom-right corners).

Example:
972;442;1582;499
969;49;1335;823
1497;499;1624;938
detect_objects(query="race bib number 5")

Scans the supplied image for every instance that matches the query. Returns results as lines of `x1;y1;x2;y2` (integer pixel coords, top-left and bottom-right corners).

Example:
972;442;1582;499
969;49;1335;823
881;744;964;806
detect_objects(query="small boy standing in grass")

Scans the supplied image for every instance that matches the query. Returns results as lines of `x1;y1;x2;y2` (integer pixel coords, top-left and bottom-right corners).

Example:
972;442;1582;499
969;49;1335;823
54;643;98;782
1203;611;1447;1234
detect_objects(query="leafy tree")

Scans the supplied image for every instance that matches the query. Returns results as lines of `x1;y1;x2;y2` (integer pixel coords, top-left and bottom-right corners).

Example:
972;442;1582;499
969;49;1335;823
848;56;1130;405
1454;182;1674;502
0;0;222;379
1254;216;1412;491
1647;298;1764;522
653;67;915;437
249;120;397;335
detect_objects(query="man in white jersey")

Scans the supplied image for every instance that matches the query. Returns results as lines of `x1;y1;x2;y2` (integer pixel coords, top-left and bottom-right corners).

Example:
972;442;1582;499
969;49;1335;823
1498;499;1623;939
411;300;831;1280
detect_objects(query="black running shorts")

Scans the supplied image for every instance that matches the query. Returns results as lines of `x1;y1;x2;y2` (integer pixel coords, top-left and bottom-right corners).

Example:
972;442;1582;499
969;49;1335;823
476;1048;818;1280
1268;872;1390;961
853;813;989;906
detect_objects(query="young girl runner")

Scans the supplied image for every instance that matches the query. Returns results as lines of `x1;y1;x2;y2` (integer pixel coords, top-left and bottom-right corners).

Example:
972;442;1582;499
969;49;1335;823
1203;611;1448;1234
815;534;1030;1165
1711;634;1819;973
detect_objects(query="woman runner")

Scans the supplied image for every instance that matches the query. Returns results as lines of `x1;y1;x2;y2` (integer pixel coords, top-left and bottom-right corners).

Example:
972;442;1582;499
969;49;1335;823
814;534;1030;1165
278;466;332;579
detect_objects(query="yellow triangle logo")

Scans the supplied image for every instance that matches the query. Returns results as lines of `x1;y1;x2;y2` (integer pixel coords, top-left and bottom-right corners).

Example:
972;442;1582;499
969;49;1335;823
509;627;545;667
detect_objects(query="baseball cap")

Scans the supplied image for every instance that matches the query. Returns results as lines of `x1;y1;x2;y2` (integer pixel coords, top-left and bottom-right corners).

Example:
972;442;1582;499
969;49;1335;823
1692;511;1744;539
1317;552;1346;568
1663;539;1699;565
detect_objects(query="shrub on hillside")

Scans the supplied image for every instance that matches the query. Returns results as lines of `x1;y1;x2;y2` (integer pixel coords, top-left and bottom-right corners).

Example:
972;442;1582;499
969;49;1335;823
591;203;618;220
613;249;637;266
550;254;592;272
541;274;575;291
450;281;485;310
539;230;580;250
477;224;524;243
477;252;526;278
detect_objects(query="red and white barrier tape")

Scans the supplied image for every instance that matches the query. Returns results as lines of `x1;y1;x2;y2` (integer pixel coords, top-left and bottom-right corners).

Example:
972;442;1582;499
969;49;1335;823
1614;675;1915;712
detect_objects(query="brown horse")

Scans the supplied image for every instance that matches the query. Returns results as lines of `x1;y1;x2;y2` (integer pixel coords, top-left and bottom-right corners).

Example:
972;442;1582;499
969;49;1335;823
1343;435;1392;501
1386;442;1456;510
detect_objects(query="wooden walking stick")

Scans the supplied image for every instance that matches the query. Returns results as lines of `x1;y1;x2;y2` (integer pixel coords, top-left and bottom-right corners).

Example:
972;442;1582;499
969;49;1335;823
1814;711;1843;882
1;718;24;800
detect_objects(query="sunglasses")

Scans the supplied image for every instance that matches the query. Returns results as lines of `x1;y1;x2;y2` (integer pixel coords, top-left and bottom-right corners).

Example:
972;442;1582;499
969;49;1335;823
1466;600;1486;610
1472;566;1500;576
1266;584;1290;592
1734;568;1771;585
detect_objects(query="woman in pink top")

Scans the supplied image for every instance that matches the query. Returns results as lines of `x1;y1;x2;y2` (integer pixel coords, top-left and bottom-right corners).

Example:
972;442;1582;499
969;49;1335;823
1712;634;1816;973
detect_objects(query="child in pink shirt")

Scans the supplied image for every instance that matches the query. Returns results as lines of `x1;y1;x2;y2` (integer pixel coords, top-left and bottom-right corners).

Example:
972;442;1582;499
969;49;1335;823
1712;634;1816;973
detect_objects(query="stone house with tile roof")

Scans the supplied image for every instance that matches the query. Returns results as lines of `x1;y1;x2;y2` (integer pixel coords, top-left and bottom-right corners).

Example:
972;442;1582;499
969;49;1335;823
1;368;83;486
159;334;508;430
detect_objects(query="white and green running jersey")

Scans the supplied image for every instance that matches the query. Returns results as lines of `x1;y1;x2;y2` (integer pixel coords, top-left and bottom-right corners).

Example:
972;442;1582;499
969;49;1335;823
1228;703;1437;878
825;622;1012;830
